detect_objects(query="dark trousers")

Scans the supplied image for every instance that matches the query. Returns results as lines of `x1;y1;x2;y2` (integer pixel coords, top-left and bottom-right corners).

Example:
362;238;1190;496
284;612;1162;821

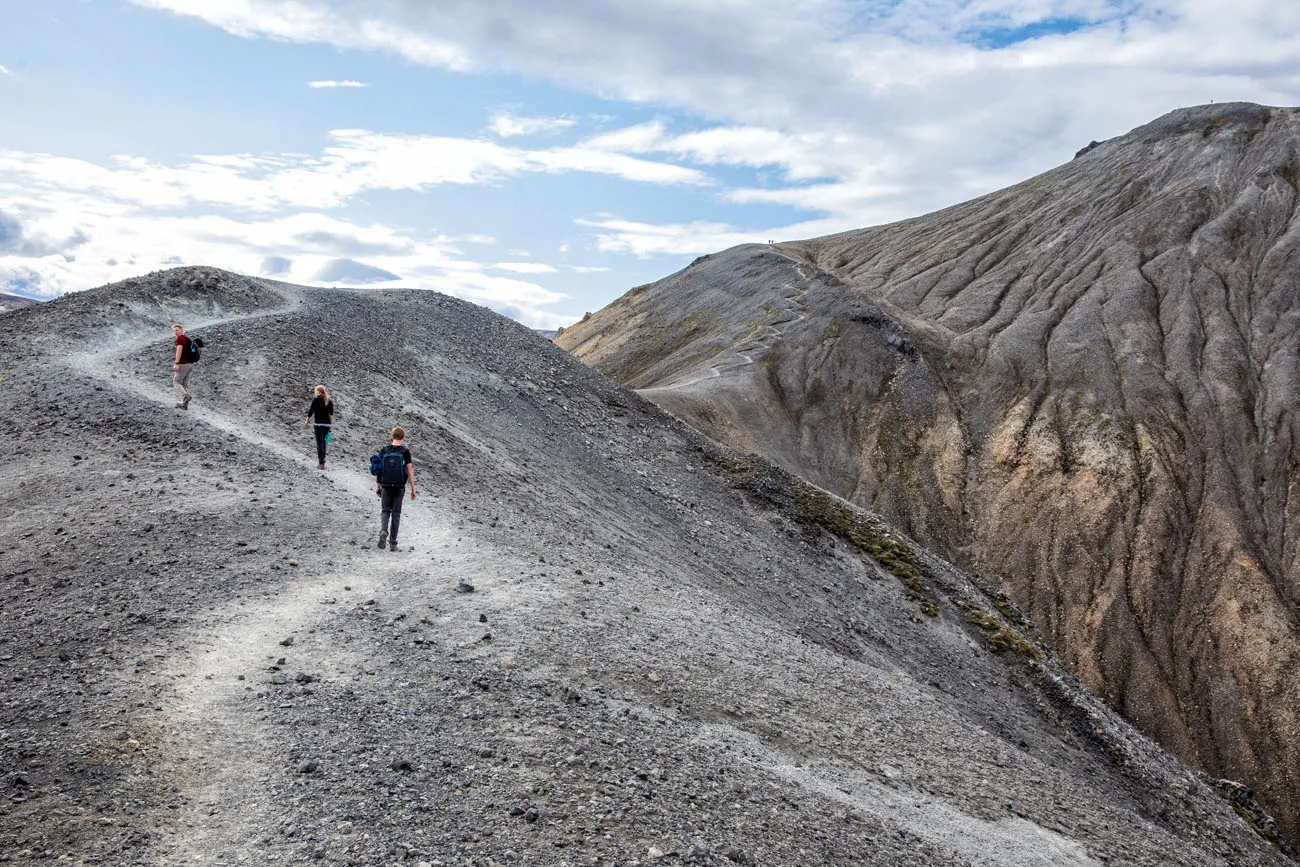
313;426;329;464
380;485;405;541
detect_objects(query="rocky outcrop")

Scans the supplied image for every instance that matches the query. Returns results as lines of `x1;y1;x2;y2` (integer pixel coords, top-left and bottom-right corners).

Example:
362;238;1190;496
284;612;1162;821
558;103;1300;846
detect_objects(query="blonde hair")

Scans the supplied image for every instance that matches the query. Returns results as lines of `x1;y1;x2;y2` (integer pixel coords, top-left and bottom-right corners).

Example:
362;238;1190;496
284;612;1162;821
391;426;406;441
315;384;329;403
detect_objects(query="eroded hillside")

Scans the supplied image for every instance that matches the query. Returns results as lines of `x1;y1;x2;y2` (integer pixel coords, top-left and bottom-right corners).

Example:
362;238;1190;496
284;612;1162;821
557;102;1300;848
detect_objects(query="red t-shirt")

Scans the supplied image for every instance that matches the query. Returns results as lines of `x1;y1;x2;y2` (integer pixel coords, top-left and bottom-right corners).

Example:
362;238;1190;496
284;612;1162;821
175;334;191;362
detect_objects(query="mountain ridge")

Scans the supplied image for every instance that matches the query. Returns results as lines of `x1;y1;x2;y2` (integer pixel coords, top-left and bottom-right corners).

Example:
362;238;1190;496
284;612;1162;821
557;101;1300;846
1;265;1294;863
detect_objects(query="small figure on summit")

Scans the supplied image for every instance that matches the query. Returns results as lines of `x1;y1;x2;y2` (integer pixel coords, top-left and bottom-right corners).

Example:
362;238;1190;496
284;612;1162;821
170;323;201;410
372;426;416;552
305;384;335;469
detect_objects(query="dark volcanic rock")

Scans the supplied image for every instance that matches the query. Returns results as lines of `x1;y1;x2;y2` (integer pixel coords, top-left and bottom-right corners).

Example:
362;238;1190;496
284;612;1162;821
558;102;1300;847
0;263;1292;864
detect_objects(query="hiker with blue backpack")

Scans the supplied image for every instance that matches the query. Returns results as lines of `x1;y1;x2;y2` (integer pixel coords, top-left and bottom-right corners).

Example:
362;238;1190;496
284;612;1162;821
371;426;416;551
304;384;335;469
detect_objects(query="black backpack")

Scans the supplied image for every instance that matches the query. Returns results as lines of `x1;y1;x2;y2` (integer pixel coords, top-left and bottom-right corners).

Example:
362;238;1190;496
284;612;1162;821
378;447;406;486
186;335;204;362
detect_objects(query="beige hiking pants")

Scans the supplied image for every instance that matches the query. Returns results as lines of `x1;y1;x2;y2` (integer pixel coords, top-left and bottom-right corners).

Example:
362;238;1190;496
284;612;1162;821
173;363;194;398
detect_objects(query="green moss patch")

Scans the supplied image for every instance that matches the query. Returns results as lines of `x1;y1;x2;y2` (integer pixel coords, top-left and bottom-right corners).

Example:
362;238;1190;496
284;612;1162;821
702;448;941;616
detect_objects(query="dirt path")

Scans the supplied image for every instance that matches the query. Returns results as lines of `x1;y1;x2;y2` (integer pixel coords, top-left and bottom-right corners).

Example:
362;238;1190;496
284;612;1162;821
63;300;482;863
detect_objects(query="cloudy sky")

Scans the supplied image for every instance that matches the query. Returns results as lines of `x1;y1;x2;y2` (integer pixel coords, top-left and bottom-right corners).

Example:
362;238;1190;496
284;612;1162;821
1;0;1298;327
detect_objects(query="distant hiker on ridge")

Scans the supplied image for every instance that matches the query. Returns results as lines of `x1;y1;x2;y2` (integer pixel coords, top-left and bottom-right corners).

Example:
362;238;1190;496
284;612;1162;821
304;384;335;470
373;426;415;552
170;323;200;410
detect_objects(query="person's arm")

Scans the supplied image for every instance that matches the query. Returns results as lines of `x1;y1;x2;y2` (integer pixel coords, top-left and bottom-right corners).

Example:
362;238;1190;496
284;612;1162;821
173;340;182;369
407;461;416;500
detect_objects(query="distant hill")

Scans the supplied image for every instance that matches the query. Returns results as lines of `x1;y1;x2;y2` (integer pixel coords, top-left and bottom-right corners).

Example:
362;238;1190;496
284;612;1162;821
0;291;39;313
558;102;1300;847
0;265;1290;864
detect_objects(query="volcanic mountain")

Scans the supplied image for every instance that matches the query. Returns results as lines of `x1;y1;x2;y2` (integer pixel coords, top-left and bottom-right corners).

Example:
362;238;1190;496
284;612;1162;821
557;102;1300;847
1;266;1293;864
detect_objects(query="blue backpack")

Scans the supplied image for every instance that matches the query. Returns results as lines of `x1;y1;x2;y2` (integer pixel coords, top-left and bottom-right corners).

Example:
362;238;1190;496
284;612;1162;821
372;447;406;486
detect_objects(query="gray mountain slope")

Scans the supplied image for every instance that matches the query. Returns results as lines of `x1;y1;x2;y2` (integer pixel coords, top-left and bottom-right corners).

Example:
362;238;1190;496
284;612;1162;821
0;292;39;313
556;102;1300;849
0;267;1293;864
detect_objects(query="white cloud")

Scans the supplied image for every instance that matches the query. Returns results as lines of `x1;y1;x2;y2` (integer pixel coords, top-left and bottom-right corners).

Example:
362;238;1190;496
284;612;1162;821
132;0;472;69
307;79;368;88
0;65;12;77
0;125;707;219
492;262;557;274
569;265;611;273
0;184;575;326
489;112;576;137
127;0;1300;235
583;121;667;153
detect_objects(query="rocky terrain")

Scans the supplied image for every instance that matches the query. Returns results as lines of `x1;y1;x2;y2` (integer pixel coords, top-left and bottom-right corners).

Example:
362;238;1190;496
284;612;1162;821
0;266;1294;864
556;102;1300;850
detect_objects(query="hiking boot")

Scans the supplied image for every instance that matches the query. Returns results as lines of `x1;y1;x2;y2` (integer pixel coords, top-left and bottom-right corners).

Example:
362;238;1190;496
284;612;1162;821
181;394;191;409
389;542;398;552
317;463;325;470
378;530;388;549
175;402;187;410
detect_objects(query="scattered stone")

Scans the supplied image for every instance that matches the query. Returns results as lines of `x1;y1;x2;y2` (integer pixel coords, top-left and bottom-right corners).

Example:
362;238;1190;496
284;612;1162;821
279;636;295;647
391;759;414;772
479;613;488;623
456;578;475;593
297;761;318;774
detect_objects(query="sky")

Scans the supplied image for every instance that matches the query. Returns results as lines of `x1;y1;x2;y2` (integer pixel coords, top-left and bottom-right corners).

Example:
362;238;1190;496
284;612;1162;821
1;1;1298;328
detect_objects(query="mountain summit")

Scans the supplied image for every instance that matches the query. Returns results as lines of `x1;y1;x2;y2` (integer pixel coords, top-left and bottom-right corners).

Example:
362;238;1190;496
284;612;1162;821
558;102;1300;846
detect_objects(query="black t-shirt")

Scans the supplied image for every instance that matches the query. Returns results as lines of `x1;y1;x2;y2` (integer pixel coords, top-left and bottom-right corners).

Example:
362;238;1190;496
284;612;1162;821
308;396;335;425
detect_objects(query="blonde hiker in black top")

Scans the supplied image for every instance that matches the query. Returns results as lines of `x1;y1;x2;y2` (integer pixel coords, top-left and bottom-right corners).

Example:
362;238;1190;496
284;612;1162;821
305;385;334;469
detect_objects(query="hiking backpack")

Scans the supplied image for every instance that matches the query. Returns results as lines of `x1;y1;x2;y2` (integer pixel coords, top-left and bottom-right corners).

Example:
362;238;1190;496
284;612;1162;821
186;335;204;362
377;447;407;486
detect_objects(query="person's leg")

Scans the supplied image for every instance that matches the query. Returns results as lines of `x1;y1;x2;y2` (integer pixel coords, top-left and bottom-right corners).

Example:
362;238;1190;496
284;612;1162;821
380;486;399;547
388;488;404;544
174;363;193;407
314;427;328;466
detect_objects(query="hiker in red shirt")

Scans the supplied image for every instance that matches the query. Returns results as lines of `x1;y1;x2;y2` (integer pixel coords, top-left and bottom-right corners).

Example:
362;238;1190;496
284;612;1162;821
171;323;198;410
